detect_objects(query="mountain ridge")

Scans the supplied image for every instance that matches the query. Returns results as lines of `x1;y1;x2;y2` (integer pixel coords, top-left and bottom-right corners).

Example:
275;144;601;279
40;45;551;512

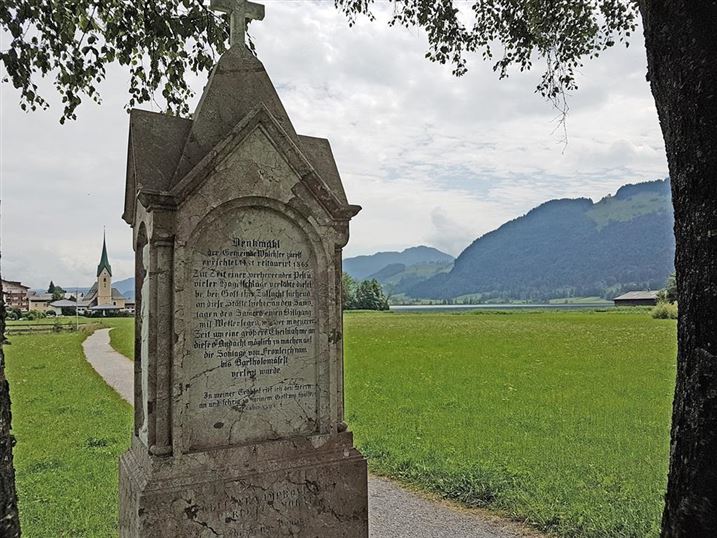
343;245;454;280
408;179;674;301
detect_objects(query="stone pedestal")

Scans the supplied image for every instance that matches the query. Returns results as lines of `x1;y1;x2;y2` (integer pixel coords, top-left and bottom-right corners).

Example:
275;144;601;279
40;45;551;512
120;433;367;537
120;42;366;537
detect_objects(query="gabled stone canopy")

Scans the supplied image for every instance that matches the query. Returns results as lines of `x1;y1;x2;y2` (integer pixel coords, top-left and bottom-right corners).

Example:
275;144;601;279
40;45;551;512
123;45;354;226
169;103;356;222
123;111;192;224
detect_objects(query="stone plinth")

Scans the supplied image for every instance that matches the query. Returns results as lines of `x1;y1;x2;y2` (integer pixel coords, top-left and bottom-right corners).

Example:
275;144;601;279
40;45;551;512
120;433;367;536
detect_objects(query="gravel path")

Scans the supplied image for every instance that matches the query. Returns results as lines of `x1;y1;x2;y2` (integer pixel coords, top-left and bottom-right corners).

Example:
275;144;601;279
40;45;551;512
82;328;133;404
368;477;538;538
82;328;539;538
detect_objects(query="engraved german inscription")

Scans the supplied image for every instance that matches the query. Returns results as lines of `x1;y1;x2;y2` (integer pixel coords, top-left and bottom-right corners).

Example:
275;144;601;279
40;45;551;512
185;208;318;450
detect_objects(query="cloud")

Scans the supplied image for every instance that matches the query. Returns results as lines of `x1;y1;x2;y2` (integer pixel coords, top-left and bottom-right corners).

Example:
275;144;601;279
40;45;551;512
428;208;479;255
1;2;667;287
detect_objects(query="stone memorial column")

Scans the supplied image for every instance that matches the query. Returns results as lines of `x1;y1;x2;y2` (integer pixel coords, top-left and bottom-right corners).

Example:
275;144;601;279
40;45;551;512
120;24;367;536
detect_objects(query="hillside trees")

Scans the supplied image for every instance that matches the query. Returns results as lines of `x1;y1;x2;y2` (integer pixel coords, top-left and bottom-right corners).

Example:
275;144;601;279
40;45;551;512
342;272;358;310
660;272;678;304
47;281;65;301
342;273;390;311
354;279;390;311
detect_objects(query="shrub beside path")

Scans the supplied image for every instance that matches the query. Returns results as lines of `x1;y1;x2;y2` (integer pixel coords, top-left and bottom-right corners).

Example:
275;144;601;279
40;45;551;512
82;328;541;538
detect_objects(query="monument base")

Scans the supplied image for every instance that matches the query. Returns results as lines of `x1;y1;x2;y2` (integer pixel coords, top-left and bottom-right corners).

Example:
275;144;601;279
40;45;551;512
119;432;368;537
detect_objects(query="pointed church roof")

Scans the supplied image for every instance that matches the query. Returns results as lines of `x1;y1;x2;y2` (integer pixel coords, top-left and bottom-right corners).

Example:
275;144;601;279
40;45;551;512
97;235;112;277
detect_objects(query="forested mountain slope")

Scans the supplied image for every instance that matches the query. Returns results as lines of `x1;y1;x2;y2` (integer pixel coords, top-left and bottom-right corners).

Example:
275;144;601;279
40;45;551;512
409;179;674;301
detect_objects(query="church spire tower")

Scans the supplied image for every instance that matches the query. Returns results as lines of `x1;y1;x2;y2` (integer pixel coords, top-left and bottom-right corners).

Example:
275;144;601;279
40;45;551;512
96;232;112;305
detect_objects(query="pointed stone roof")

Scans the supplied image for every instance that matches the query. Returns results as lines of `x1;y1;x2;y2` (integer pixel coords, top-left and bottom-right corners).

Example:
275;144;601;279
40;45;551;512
97;236;112;277
124;44;360;225
172;46;300;183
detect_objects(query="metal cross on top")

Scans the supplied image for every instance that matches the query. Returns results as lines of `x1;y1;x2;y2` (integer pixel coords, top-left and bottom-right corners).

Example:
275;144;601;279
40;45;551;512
210;0;265;48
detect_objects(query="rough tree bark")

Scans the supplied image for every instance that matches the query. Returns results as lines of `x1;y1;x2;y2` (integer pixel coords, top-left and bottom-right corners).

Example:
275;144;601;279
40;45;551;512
0;280;21;537
640;2;717;536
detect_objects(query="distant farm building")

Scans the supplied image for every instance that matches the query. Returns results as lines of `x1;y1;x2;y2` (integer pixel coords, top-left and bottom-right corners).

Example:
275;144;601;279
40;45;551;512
613;290;659;306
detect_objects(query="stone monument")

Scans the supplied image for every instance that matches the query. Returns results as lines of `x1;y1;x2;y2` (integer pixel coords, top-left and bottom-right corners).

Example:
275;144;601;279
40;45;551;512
119;2;368;535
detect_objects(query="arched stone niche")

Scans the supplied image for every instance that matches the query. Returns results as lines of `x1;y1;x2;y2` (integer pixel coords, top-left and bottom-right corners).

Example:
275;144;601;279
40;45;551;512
177;198;332;452
134;222;149;444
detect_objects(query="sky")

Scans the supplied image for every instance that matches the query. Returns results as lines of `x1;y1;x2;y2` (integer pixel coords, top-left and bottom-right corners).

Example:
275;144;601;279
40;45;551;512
0;1;668;289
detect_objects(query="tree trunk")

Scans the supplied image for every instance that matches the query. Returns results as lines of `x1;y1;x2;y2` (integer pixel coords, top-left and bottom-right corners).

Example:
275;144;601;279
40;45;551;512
0;281;21;537
639;2;717;536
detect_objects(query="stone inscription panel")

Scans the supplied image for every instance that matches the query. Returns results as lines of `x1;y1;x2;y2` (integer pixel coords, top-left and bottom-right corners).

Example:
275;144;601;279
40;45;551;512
185;207;318;450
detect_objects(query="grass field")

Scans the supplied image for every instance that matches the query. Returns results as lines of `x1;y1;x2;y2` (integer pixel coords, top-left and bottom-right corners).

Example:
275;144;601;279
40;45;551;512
343;311;676;537
4;330;133;537
7;317;135;358
103;318;135;360
6;310;676;537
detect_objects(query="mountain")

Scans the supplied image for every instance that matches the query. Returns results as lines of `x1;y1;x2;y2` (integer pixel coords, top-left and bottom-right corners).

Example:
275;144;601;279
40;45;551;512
113;277;135;299
408;179;674;301
343;246;454;280
367;261;454;296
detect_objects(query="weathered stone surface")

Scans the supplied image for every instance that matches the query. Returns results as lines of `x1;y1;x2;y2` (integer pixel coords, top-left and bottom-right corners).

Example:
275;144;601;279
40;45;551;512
173;46;300;184
120;434;368;537
121;40;366;537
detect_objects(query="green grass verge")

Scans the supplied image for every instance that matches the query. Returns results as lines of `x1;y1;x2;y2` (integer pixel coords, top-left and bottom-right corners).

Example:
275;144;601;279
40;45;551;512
5;330;133;537
344;311;675;537
101;318;135;360
7;318;88;326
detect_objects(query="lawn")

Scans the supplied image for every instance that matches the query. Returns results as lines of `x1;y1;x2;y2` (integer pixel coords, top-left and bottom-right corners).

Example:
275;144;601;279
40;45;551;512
344;310;676;537
7;318;83;325
5;310;676;537
7;317;135;359
102;318;135;360
4;329;133;537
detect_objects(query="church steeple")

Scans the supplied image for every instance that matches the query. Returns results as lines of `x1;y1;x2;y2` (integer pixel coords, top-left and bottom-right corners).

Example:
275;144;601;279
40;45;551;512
97;232;113;277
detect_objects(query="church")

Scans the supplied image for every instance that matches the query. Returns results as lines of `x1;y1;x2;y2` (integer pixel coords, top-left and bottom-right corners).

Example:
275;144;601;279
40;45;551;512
77;236;130;314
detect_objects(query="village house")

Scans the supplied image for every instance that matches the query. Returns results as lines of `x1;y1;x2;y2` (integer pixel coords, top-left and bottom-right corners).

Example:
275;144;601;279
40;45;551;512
1;279;30;311
26;291;54;312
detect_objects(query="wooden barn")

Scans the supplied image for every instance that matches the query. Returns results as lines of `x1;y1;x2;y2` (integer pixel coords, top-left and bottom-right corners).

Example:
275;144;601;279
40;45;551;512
613;290;659;306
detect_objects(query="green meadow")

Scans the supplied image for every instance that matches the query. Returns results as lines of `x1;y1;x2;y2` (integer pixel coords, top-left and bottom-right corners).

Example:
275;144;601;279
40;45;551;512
4;330;132;537
344;311;676;537
104;318;135;360
5;310;676;537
